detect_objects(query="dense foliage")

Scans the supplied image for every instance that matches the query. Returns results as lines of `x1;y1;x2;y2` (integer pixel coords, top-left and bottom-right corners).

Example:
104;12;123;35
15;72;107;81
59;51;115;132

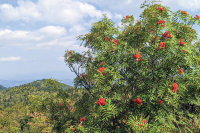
0;79;86;132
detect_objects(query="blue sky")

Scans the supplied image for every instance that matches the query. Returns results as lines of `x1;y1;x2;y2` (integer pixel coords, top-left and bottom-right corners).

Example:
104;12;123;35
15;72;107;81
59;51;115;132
0;0;200;88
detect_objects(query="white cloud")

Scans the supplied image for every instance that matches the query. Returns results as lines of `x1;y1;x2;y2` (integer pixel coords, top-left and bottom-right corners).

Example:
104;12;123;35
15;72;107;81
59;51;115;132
0;56;21;61
0;26;68;49
113;13;123;20
0;0;115;51
31;26;67;38
124;0;133;5
69;25;87;34
0;1;41;23
0;0;114;26
58;57;65;60
0;0;199;83
0;56;36;63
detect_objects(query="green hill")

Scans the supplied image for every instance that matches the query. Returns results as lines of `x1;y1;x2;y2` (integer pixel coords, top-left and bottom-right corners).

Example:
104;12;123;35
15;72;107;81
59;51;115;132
0;84;7;92
0;78;78;93
0;78;88;132
0;78;87;112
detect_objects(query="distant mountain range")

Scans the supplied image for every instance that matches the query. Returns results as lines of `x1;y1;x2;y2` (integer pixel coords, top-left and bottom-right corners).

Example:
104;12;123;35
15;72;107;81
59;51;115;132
0;78;84;92
0;78;75;87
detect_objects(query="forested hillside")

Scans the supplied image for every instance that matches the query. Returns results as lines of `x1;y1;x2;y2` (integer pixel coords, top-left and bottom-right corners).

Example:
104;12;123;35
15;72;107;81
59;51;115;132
0;78;87;133
0;78;199;133
0;85;7;93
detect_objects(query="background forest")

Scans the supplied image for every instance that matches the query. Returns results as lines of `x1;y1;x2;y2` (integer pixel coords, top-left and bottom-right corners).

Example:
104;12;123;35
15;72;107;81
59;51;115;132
0;78;88;132
0;77;199;133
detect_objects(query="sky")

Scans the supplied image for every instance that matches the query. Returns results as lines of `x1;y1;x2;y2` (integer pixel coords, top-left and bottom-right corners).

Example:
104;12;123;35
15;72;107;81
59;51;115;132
0;0;200;88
